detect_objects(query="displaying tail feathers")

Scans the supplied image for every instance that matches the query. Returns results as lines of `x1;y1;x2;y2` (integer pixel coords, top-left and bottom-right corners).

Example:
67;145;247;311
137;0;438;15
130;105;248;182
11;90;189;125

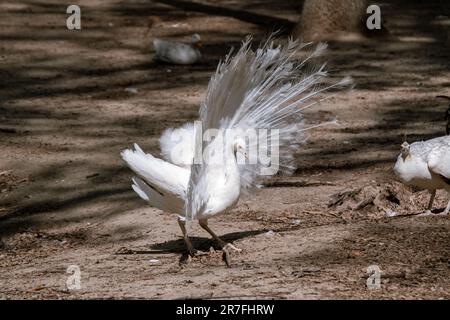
197;37;352;189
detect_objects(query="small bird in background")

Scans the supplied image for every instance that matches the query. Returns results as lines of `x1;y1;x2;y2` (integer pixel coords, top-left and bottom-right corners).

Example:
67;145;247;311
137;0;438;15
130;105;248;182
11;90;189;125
122;36;351;266
394;136;450;216
153;34;202;65
436;95;450;134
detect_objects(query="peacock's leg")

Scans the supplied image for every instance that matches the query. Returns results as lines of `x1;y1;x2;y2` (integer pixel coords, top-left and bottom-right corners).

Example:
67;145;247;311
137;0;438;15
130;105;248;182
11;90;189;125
418;190;450;216
177;217;196;256
418;190;436;216
199;218;241;251
199;218;241;267
427;189;436;211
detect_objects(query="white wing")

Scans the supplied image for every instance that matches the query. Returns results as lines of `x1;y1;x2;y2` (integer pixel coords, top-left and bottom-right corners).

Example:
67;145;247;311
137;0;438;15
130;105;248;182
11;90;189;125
131;177;185;213
121;144;189;214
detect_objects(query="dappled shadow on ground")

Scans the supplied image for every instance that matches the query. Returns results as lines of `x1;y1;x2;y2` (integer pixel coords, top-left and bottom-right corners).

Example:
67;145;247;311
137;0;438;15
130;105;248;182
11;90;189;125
292;0;450;173
0;0;449;241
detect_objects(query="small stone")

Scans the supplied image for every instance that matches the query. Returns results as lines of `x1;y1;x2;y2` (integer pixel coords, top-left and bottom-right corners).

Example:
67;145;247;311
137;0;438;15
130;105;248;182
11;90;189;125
348;250;362;258
148;259;161;265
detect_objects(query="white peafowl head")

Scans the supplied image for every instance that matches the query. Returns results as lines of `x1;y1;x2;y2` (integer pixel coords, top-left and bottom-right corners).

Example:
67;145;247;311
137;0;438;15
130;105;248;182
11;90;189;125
233;137;248;160
191;34;202;48
401;141;410;160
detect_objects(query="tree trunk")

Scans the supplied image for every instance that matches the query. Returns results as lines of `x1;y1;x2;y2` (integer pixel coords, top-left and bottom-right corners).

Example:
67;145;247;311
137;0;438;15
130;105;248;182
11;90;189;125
293;0;368;41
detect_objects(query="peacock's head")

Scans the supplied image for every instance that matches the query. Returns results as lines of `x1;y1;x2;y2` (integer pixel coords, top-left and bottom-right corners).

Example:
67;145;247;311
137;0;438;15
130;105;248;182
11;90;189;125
233;137;248;160
191;33;202;48
401;141;410;160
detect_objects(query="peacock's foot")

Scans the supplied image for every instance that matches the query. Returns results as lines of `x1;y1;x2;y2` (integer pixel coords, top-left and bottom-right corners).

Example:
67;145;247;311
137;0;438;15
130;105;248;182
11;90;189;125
216;238;241;251
220;242;242;268
188;248;209;257
222;242;242;252
179;249;210;266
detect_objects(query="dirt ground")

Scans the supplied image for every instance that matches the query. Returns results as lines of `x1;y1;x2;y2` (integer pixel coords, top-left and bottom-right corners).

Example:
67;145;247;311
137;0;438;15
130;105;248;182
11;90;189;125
0;0;449;299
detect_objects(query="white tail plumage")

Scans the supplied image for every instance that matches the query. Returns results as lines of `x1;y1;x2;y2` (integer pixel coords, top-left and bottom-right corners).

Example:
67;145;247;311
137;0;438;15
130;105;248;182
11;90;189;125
190;37;352;192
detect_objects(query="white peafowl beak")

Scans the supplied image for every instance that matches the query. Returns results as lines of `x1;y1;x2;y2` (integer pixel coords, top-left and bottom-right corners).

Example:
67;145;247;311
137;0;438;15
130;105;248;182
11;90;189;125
234;139;248;160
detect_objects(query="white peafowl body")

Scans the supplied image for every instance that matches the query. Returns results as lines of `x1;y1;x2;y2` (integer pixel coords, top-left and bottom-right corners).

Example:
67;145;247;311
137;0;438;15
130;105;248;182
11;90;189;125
122;37;351;263
153;34;202;65
394;136;450;215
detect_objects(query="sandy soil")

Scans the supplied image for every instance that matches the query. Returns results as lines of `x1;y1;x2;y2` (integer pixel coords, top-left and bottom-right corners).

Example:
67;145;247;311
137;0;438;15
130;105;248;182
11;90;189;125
0;0;449;299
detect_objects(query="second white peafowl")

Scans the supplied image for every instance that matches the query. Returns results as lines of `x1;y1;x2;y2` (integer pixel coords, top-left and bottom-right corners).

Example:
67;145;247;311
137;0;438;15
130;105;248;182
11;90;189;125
122;37;352;265
153;34;202;65
394;136;450;216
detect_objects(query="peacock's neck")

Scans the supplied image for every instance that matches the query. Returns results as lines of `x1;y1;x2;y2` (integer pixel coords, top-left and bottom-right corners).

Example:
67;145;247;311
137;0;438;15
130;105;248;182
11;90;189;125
223;147;241;185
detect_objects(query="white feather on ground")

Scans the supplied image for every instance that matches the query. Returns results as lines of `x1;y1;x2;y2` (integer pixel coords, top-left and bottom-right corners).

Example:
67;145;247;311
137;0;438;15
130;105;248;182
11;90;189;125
393;135;450;215
122;36;352;264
